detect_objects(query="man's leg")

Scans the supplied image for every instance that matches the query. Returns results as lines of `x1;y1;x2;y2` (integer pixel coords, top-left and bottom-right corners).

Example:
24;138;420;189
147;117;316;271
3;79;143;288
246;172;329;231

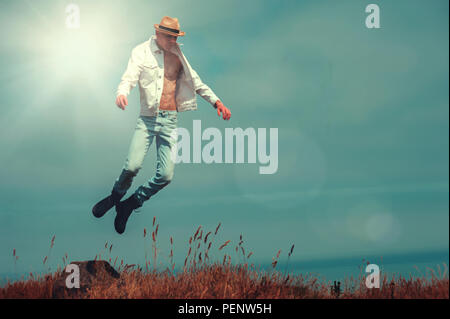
133;112;178;205
113;117;154;197
93;117;154;218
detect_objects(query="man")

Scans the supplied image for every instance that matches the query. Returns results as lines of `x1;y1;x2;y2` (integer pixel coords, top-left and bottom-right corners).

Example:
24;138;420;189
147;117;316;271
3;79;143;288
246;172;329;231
92;16;231;234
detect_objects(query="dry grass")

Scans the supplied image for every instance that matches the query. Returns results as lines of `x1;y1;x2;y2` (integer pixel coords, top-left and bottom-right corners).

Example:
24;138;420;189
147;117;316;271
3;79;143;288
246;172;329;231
1;221;448;299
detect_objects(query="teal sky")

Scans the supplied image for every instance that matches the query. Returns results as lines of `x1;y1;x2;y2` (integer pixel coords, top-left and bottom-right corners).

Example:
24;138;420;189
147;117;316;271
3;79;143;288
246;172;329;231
0;0;448;280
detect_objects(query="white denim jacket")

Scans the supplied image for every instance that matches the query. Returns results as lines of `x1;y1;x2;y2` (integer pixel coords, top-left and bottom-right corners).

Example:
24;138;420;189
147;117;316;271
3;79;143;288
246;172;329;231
116;35;220;116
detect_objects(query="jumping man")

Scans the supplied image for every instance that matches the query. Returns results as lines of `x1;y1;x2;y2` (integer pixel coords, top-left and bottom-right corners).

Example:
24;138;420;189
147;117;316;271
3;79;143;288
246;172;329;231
92;16;231;234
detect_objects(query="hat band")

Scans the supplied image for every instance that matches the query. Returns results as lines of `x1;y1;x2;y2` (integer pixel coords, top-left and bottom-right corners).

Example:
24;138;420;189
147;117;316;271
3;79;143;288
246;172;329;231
158;25;180;34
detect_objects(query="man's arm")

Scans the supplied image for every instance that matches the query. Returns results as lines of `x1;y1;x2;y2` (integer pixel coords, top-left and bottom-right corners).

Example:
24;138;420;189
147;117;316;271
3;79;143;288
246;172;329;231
115;47;144;110
191;68;231;120
190;68;219;106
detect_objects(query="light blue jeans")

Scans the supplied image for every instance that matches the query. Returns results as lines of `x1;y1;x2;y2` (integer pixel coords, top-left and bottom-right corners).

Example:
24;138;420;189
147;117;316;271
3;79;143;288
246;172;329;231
113;110;178;206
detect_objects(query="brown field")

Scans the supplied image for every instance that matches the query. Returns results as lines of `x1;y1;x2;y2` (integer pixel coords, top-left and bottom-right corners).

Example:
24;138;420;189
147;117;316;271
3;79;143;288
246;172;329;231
2;221;448;299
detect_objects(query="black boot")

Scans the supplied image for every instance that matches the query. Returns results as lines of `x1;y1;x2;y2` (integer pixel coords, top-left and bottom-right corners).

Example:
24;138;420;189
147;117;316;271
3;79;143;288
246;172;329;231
92;190;124;218
114;194;142;234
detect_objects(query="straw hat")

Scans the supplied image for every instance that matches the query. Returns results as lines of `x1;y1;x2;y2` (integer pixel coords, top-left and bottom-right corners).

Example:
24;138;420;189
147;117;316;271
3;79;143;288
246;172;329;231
154;16;185;37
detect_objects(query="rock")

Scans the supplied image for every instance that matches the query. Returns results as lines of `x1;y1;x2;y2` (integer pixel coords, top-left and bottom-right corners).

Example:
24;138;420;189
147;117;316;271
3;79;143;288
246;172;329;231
51;260;120;298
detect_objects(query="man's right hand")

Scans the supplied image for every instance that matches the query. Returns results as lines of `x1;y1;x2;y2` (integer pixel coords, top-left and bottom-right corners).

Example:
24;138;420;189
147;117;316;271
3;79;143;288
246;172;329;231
116;95;128;110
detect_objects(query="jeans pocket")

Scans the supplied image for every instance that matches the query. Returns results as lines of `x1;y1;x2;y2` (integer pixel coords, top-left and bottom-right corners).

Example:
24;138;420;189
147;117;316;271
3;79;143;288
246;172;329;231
168;114;178;123
136;117;145;129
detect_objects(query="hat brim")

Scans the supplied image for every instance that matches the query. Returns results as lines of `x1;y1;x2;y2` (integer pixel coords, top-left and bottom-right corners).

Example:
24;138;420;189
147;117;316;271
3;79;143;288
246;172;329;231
154;24;185;37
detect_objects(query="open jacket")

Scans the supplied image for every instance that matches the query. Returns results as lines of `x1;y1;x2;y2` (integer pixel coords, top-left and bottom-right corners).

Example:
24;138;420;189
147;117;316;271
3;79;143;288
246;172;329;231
116;35;220;116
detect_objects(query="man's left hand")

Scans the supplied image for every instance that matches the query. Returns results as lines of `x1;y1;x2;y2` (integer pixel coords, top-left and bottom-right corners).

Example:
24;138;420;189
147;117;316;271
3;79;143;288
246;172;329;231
215;100;231;120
